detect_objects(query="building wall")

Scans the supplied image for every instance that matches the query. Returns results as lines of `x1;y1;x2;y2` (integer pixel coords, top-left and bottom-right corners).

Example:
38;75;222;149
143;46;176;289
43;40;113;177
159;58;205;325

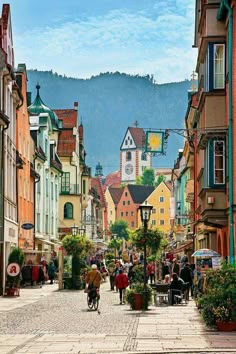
116;186;138;229
16;69;34;250
146;182;171;234
104;188;116;227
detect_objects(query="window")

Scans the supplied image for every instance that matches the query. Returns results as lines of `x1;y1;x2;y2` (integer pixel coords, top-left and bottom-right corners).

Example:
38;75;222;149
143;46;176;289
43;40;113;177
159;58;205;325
37;213;40;232
206;43;225;91
46;178;49;197
214;44;225;89
141;152;147;161
46;215;49;234
126;151;131;161
152;208;156;214
83;180;86;194
206;139;225;187
131;211;134;216
127;201;130;205
131;221;135;227
126;212;128;216
61;172;70;194
125;139;128;145
214;140;225;184
64;202;73;219
121;212;124;217
110;210;112;215
125;192;128;197
160;196;164;202
123;201;125;206
51;182;54;200
160;220;165;225
152;220;156;226
160;208;164;214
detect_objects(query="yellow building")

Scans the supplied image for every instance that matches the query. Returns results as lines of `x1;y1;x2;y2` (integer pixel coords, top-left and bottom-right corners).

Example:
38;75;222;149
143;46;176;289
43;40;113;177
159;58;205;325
143;181;171;235
105;186;123;228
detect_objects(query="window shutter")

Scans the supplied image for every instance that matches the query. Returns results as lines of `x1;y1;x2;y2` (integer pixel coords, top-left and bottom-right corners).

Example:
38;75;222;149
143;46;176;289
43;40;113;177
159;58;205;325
209;43;214;91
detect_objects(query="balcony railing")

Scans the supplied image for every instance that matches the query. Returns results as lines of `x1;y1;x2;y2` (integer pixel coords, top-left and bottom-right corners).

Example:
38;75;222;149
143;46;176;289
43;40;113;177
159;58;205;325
60;184;80;195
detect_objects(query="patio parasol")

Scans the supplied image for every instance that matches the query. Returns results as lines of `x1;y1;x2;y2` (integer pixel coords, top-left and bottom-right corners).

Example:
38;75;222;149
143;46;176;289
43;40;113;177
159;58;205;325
192;248;220;258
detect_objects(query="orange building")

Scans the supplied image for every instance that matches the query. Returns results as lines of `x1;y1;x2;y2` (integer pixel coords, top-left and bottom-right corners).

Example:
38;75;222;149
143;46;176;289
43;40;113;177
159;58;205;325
16;64;35;250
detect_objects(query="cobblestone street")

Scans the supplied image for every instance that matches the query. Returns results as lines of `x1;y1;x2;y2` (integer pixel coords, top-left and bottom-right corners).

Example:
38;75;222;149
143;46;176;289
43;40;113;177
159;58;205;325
0;281;236;353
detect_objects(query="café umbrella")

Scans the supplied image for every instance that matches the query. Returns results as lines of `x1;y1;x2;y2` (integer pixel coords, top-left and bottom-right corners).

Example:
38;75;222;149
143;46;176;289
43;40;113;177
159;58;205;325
192;248;220;258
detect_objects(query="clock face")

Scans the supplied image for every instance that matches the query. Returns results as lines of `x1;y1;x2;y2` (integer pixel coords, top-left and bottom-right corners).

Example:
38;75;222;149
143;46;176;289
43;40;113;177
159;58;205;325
125;163;133;175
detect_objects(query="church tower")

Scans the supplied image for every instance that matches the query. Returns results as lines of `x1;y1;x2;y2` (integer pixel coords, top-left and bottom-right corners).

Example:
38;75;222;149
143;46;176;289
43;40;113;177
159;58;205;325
120;126;152;184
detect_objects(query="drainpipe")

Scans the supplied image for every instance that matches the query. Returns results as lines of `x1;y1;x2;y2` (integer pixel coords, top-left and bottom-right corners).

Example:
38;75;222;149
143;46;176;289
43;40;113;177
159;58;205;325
218;0;234;264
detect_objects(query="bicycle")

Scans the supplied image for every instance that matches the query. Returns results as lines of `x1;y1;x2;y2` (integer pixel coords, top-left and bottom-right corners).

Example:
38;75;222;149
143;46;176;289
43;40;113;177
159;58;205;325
87;287;100;311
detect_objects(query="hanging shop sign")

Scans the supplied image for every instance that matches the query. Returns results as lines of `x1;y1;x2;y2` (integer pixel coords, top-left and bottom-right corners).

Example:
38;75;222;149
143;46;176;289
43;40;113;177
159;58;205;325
6;263;20;277
21;223;34;230
145;131;164;153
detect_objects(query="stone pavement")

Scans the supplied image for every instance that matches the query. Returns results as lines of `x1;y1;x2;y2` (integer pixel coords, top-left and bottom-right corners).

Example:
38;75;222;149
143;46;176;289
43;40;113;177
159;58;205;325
0;281;235;354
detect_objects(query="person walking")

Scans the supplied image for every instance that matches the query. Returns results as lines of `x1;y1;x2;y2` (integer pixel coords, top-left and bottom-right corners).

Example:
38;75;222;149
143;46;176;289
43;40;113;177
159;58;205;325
180;263;193;300
115;269;129;304
48;261;56;284
107;260;116;290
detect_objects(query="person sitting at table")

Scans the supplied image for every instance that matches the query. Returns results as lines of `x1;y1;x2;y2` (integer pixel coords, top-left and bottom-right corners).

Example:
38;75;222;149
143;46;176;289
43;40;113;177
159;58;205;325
163;274;170;284
170;273;184;305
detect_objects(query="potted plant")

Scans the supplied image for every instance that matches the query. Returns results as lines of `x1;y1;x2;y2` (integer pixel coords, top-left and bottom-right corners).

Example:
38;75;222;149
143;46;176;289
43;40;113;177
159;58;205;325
126;282;153;310
198;265;236;331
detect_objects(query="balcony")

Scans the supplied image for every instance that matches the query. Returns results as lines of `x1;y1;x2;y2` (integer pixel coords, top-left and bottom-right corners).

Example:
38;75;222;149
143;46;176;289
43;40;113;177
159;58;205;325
198;175;227;227
60;184;80;195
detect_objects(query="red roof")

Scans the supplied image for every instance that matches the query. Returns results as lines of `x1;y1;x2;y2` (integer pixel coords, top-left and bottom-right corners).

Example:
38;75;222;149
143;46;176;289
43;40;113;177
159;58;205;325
91;177;106;208
104;170;121;187
55;109;77;157
129;127;145;148
108;187;123;205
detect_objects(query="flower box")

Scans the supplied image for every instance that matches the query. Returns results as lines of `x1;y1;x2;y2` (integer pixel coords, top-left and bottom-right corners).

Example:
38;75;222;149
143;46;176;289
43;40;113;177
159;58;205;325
216;321;236;332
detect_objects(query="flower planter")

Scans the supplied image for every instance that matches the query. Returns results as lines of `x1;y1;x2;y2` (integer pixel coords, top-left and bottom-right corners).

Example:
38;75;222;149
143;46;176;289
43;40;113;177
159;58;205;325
133;293;143;310
216;321;236;332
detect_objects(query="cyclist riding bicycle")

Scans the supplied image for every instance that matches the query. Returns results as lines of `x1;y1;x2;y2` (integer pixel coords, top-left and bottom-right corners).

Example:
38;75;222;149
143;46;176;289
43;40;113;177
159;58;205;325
85;264;102;305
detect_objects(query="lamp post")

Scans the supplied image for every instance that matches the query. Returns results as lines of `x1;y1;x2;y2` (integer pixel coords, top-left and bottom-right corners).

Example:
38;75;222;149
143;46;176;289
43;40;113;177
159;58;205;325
139;201;153;310
71;224;79;236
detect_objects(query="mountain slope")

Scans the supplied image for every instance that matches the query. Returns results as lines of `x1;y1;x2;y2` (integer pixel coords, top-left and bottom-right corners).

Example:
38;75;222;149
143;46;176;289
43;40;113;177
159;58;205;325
27;70;190;175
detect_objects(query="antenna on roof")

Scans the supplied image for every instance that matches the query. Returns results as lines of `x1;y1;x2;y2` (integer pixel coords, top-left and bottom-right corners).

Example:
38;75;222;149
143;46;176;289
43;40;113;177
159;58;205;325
133;120;139;127
191;71;197;92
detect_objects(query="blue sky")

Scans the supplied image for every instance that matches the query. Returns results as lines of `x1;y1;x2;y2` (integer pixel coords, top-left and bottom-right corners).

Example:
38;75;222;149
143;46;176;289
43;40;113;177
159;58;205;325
7;0;196;83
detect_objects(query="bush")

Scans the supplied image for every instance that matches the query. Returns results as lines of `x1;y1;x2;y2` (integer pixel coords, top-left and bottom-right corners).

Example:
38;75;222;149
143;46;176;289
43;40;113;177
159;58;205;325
198;265;236;327
7;248;25;288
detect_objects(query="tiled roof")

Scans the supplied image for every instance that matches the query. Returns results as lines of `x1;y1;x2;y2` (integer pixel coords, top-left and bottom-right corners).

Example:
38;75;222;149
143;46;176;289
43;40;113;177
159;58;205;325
129;127;145;148
57;130;75;157
91;177;106;208
109;187;123;205
127;185;155;204
56;109;77;157
104;170;121;187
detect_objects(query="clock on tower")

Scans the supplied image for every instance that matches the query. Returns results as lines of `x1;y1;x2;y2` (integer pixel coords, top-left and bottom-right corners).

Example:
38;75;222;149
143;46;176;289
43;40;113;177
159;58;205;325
125;163;133;175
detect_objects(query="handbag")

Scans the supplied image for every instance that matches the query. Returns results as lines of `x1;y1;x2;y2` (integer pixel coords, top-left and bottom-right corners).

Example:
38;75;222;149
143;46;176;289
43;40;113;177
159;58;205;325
84;285;89;293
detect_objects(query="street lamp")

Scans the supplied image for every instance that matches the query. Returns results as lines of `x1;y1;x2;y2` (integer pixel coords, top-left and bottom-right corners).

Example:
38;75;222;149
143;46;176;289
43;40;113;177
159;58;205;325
112;234;118;259
78;227;86;236
71;224;79;236
139;201;153;310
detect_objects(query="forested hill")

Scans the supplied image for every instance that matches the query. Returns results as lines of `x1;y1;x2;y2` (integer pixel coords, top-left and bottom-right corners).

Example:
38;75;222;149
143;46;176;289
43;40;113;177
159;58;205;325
27;70;191;175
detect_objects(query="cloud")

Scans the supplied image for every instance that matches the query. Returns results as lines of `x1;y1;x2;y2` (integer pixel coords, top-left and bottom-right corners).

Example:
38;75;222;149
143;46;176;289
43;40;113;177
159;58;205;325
13;0;197;83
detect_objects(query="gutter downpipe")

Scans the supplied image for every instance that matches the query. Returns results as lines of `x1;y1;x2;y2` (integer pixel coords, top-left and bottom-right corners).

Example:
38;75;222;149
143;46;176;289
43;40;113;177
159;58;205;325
218;0;234;264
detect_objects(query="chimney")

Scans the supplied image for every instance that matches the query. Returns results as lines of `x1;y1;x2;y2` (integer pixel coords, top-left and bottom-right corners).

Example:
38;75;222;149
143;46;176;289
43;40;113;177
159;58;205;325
74;102;78;111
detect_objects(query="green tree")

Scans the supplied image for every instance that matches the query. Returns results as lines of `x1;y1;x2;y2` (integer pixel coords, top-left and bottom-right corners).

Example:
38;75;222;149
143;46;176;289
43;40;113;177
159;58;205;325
110;220;129;240
155;174;166;186
130;227;163;254
140;168;155;186
108;238;122;259
62;234;93;289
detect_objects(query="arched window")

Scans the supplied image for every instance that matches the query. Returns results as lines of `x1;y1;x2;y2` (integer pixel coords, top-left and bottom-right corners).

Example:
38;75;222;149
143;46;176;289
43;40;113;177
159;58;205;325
64;203;73;219
126;151;131;161
141;152;147;161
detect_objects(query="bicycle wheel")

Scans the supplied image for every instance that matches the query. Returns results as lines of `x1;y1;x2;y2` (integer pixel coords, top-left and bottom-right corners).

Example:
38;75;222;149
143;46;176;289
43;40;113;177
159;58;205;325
93;296;99;311
87;294;93;309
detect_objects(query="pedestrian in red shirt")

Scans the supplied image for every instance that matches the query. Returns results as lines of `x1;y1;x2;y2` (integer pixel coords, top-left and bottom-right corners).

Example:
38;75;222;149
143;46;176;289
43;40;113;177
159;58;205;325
115;269;129;304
